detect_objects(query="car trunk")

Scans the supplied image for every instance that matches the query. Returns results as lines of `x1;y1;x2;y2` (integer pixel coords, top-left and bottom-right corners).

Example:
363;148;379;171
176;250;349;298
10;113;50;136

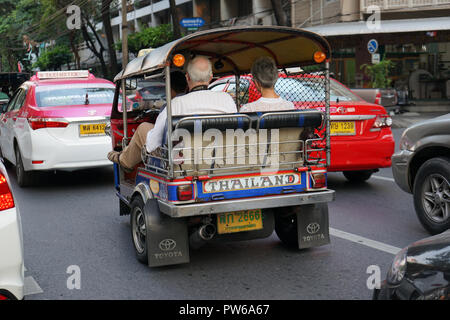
35;104;111;142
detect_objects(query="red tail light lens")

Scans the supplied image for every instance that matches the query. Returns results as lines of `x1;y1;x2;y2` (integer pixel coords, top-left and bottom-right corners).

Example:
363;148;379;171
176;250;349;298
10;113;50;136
0;173;15;211
28;118;69;130
177;185;193;201
311;172;326;189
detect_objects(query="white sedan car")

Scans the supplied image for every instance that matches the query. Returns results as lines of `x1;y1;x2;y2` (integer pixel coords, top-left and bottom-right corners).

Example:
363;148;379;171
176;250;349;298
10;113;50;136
0;160;24;300
0;71;114;187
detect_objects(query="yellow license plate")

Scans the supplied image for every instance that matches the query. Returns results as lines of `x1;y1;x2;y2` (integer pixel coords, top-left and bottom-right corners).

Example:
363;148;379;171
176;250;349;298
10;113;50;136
217;209;263;234
79;123;106;136
330;121;355;135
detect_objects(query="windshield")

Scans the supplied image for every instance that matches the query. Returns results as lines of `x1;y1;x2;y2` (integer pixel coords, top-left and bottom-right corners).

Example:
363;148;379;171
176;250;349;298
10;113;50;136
35;84;116;107
137;82;166;101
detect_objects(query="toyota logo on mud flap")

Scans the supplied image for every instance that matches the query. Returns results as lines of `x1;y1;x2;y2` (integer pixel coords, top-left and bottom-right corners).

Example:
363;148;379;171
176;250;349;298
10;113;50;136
159;239;177;251
306;223;320;234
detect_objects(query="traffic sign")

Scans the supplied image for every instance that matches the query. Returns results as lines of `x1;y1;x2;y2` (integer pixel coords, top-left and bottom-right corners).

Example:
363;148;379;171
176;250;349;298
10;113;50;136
180;17;205;28
371;53;380;64
367;39;378;54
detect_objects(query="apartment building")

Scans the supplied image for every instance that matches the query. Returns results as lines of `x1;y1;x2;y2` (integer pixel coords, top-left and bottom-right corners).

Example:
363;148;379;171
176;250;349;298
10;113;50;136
295;0;450;100
79;0;287;73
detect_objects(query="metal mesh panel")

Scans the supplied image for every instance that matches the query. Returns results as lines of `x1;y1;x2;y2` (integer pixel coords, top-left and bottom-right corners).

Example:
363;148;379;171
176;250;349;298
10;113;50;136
236;70;328;110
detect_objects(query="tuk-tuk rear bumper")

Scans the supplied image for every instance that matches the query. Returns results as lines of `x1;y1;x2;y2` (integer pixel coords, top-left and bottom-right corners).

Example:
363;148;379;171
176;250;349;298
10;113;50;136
158;189;335;218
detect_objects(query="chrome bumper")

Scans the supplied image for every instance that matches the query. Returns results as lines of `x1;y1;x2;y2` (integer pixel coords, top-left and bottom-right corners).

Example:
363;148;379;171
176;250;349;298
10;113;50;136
158;189;336;218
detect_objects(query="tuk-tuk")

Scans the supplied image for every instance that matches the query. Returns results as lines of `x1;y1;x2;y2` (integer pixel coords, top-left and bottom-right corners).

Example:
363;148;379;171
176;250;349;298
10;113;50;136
109;26;335;267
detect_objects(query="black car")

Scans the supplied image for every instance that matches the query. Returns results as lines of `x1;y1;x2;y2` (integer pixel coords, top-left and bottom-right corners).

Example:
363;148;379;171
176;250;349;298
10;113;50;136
374;229;450;300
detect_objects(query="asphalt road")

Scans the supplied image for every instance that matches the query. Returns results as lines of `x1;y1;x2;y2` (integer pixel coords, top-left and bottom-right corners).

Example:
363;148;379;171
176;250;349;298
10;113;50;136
7;128;432;300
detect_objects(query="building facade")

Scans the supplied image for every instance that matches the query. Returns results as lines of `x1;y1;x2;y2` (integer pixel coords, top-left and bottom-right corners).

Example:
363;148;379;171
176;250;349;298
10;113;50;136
295;0;450;101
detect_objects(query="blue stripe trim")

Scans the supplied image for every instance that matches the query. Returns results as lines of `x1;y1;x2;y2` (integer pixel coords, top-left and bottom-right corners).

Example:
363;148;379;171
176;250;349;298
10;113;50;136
298;114;305;127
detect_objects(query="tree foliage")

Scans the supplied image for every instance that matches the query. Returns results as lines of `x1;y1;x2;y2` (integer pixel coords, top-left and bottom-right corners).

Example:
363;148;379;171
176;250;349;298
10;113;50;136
361;59;396;88
33;45;72;71
116;24;175;55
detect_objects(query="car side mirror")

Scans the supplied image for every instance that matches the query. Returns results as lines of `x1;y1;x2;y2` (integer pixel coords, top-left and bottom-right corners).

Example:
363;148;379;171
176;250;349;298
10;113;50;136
1;105;7;113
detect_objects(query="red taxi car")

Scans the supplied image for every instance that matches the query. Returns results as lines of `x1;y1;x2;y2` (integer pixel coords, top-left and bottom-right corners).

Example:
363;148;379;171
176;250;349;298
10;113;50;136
0;70;115;187
210;74;395;182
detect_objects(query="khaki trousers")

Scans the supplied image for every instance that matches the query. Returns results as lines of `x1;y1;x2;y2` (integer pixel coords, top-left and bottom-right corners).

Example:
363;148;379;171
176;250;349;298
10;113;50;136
119;122;154;169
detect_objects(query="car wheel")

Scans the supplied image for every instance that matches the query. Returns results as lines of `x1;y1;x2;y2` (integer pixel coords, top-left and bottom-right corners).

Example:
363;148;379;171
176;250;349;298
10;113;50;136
343;170;374;182
130;196;148;264
15;147;33;188
413;157;450;235
275;212;298;248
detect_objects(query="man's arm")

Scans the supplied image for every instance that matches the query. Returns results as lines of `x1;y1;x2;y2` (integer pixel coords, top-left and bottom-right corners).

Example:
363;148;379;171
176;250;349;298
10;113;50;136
145;108;167;153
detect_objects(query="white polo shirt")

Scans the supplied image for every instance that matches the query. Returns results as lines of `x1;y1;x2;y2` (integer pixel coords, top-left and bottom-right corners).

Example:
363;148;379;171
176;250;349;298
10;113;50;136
145;90;237;153
240;96;294;112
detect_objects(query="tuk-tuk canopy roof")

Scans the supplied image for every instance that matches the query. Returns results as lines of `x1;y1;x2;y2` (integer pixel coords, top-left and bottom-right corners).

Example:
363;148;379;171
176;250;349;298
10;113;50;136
114;26;331;82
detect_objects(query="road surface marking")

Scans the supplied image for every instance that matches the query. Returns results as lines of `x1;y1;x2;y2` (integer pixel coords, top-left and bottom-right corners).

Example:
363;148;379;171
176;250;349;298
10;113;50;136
330;228;402;255
24;276;43;296
372;175;395;183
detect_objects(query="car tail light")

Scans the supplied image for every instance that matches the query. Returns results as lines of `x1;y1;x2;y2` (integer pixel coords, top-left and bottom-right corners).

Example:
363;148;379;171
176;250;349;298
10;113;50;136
311;172;326;189
177;185;193;201
28;118;69;130
371;115;392;131
374;91;381;105
0;173;15;211
0;293;9;300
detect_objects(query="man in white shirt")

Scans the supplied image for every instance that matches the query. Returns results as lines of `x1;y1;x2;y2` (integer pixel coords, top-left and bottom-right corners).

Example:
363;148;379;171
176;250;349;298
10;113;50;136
240;56;294;112
108;56;237;171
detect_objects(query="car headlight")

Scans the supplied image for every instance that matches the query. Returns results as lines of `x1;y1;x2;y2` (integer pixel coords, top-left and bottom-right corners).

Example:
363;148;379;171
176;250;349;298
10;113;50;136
399;134;413;151
387;247;408;285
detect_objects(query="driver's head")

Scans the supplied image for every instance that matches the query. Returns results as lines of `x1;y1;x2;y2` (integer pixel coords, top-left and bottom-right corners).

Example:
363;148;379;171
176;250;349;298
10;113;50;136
170;71;188;98
251;56;278;91
186;56;213;90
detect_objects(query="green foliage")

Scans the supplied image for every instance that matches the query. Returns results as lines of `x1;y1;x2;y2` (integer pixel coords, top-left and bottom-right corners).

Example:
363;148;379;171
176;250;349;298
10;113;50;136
0;0;43;71
116;24;175;54
33;45;72;71
360;58;395;88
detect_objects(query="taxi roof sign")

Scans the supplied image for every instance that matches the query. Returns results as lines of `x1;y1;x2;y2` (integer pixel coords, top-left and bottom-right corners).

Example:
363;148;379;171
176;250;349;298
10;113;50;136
36;70;90;80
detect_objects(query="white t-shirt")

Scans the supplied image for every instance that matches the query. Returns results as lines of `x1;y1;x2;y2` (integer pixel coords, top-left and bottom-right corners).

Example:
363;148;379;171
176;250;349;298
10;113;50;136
240;96;295;113
145;90;237;153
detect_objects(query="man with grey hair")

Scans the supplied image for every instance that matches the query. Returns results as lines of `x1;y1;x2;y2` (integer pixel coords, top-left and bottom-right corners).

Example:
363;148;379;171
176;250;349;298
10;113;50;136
108;56;236;171
240;56;294;112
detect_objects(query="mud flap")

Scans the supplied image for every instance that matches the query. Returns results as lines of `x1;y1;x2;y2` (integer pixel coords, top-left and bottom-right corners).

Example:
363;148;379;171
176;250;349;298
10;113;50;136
144;199;190;267
296;203;330;249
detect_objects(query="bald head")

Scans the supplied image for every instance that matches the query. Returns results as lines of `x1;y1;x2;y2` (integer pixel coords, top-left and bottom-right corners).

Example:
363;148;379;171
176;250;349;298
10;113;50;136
186;56;213;89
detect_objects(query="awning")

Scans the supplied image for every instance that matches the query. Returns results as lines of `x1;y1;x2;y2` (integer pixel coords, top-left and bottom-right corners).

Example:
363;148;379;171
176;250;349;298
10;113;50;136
303;17;450;37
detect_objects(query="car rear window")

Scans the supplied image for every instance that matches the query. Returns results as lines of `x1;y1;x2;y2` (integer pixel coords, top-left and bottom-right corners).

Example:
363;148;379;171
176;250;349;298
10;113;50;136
35;84;116;107
275;77;359;102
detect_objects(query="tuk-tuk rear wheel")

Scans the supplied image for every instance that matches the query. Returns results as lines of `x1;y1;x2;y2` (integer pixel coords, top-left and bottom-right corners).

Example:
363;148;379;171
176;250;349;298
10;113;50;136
274;213;299;248
130;197;148;264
